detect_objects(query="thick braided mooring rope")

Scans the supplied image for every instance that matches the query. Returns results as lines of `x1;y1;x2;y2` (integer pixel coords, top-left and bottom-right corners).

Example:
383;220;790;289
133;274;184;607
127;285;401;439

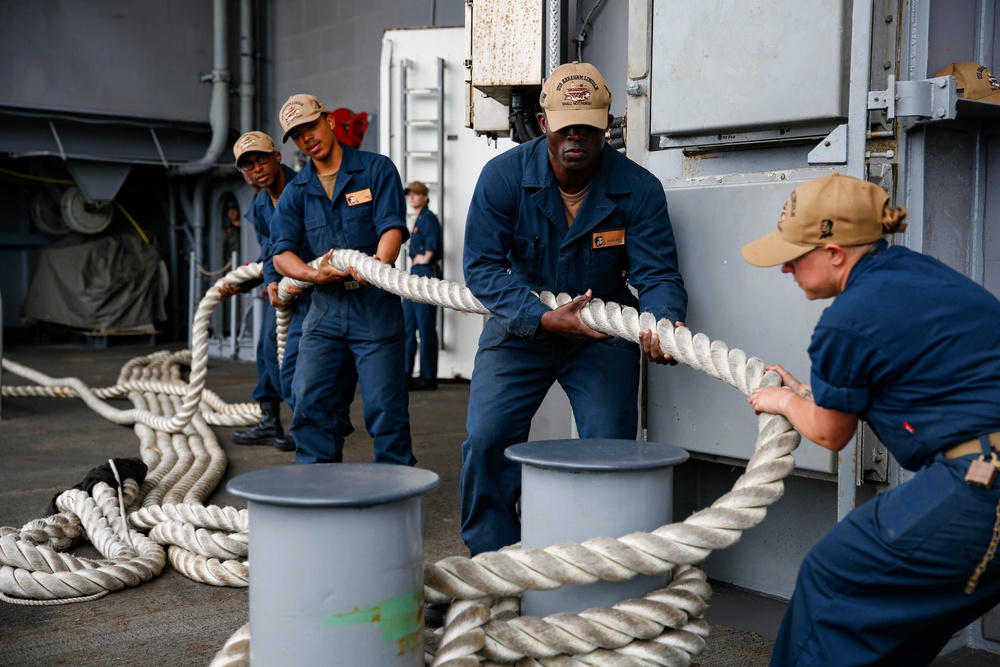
0;266;272;606
0;477;165;604
0;348;251;603
0;250;798;666
0;266;262;604
269;249;799;666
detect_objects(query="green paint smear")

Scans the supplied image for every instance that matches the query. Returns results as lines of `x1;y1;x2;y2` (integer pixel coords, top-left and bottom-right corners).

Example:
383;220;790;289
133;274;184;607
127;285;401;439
323;589;423;650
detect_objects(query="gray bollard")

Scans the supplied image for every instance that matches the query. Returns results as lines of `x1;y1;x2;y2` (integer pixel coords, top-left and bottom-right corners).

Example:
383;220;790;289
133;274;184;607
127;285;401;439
228;463;440;666
505;438;689;618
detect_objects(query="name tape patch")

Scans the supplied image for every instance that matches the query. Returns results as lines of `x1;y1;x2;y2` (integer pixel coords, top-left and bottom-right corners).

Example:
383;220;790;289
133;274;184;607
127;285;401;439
592;229;625;249
346;189;373;206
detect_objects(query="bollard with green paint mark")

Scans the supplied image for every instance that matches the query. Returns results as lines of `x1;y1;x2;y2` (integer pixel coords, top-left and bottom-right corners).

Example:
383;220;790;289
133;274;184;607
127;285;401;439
324;589;423;655
229;463;440;666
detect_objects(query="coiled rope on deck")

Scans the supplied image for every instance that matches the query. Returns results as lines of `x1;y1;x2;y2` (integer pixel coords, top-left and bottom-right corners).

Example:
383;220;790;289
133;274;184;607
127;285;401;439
0;250;798;666
0;477;166;604
0;295;258;602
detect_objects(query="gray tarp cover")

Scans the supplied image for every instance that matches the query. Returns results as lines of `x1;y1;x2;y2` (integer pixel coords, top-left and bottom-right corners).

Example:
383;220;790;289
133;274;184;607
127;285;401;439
23;234;167;331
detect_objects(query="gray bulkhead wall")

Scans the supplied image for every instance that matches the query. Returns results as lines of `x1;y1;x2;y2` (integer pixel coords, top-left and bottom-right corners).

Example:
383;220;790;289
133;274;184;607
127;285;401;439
905;1;1000;295
560;1;629;119
0;2;216;122
632;0;1000;611
632;0;862;598
267;0;465;153
568;13;834;598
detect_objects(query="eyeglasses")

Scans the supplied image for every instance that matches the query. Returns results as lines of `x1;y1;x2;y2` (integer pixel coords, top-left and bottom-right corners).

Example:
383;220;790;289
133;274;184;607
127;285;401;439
238;155;273;172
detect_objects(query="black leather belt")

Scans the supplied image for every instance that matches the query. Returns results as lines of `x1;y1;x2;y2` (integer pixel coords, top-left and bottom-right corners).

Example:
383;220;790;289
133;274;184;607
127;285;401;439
331;280;362;290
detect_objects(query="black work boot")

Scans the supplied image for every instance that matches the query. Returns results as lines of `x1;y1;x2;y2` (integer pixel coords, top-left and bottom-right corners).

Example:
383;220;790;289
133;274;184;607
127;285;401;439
233;400;284;445
273;434;296;452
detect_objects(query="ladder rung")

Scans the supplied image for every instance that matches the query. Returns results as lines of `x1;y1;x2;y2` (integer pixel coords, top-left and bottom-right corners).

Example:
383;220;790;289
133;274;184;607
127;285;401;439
405;120;439;127
405;87;439;95
405;151;439;158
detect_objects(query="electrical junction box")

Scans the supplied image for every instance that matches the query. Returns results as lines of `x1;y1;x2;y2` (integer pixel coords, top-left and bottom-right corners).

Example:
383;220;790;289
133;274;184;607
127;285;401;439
465;0;544;134
650;0;850;142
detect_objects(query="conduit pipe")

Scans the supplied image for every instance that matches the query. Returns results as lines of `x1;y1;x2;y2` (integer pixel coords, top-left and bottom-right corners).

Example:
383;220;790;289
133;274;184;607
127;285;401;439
186;177;233;346
167;177;180;340
177;0;230;174
192;176;212;271
547;0;560;76
238;0;255;132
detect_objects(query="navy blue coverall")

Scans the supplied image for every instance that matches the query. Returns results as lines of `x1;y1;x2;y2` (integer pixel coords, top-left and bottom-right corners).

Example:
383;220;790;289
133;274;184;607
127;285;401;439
770;241;1000;666
403;205;442;381
460;136;687;555
270;145;415;466
247;164;356;440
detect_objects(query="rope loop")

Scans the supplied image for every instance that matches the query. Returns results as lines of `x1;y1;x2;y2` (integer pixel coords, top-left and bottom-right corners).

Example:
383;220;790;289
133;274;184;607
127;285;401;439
0;249;800;666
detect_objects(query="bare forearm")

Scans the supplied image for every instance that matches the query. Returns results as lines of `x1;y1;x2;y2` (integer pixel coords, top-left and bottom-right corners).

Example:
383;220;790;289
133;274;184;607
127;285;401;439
749;386;858;451
777;393;858;450
376;229;404;264
274;251;322;282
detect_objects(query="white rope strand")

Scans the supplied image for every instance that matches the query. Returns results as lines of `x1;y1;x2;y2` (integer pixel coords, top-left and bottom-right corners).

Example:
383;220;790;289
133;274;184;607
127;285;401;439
263;250;799;666
1;248;799;666
0;313;251;603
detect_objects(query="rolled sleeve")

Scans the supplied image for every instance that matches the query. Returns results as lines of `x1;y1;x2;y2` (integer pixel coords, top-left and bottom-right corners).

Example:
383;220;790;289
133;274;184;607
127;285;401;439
808;324;874;414
370;158;409;244
269;187;305;259
262;257;279;286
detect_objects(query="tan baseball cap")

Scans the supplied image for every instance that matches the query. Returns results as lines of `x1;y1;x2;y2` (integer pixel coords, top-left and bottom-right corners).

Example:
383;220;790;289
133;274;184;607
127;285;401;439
539;61;612;132
934;62;1000;104
278;94;327;142
232;131;277;167
404;181;429;195
741;174;908;267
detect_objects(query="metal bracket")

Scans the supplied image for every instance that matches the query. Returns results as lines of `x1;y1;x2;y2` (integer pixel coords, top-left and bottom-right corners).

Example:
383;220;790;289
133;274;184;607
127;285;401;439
858;423;890;484
807;123;848;165
867;74;957;121
625;79;645;97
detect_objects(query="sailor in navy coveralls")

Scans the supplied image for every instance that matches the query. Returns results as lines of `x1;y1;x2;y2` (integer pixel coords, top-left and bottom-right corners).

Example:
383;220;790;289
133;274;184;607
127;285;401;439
270;94;415;467
744;173;1000;666
459;63;687;556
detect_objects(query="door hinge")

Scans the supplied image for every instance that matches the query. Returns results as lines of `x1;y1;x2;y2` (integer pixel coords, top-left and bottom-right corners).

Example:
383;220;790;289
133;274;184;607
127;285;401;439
868;74;957;121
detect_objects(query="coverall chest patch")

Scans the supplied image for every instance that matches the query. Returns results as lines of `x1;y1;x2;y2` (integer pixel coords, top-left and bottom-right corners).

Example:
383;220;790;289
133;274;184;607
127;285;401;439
346;189;373;206
592;229;625;249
